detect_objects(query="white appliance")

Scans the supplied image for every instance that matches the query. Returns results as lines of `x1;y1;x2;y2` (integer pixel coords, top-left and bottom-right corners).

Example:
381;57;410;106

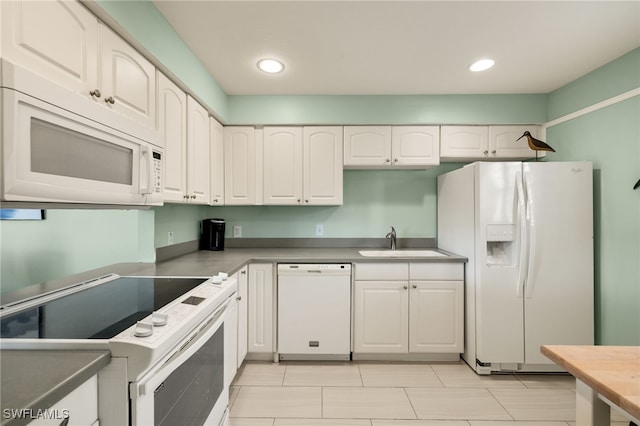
277;264;351;360
0;59;163;206
0;274;237;425
437;161;594;374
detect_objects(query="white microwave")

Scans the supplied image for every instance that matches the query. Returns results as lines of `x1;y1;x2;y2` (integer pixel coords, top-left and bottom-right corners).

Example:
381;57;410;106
0;60;163;206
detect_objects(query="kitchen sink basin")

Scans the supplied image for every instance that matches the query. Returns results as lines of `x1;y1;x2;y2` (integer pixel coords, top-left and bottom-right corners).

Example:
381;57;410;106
358;249;447;258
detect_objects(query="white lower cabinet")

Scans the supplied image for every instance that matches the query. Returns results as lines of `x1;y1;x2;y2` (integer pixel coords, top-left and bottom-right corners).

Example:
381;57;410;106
353;262;463;355
224;291;238;389
27;375;98;425
247;263;274;354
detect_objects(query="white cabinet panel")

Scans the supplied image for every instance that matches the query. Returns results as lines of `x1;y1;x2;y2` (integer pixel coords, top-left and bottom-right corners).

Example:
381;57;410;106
440;126;489;159
158;72;187;202
441;125;542;161
303;126;343;205
1;0;99;97
344;126;392;167
489;125;544;159
224;127;256;205
409;281;463;353
248;263;274;353
210;117;225;205
354;263;409;281
263;127;303;204
99;24;156;128
237;266;249;366
353;281;409;353
27;375;98;425
186;96;210;204
392;126;440;166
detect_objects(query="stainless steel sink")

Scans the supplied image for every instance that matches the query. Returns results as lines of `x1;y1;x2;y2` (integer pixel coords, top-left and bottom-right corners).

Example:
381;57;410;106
358;249;447;258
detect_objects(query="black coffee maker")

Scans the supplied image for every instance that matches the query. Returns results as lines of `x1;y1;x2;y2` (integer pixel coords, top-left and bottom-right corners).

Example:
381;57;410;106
200;218;225;251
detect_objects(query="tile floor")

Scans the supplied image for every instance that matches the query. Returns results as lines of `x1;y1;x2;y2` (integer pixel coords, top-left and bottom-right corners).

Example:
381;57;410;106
229;360;631;426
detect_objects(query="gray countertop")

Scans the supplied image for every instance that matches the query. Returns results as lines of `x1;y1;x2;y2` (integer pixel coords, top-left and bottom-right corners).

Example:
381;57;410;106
0;350;110;426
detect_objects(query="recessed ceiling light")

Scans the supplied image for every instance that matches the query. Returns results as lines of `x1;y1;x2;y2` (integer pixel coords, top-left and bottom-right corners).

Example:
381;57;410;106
257;58;285;74
469;59;495;72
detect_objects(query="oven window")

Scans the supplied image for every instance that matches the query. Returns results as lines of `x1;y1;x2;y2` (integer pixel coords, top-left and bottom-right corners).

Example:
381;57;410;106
154;326;224;426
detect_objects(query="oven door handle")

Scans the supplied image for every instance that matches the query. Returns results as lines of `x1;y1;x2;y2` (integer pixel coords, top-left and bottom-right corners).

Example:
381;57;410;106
132;297;231;398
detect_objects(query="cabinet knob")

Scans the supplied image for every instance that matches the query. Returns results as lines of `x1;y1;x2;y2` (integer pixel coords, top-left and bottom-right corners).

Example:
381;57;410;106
236;296;242;301
297;199;301;203
305;199;309;203
394;158;399;163
59;416;70;426
213;199;219;203
241;270;247;275
190;194;196;199
483;150;489;155
90;89;101;98
412;284;417;289
491;150;497;155
105;96;116;105
403;285;408;290
385;158;391;163
183;194;189;199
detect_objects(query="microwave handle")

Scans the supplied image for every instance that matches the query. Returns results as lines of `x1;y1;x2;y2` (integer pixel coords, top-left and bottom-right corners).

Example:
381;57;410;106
140;146;153;195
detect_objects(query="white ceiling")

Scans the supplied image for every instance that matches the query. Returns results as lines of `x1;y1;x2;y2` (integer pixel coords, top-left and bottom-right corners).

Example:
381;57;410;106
153;1;640;96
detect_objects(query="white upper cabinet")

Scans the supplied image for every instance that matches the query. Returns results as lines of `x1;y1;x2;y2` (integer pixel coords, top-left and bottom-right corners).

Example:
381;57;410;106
344;126;439;168
263;127;303;205
344;126;392;167
303;126;343;205
186;96;210;204
1;0;99;96
158;72;188;202
99;24;156;129
224;127;257;205
1;2;156;129
392;126;440;166
441;125;542;161
210;117;225;205
263;127;343;205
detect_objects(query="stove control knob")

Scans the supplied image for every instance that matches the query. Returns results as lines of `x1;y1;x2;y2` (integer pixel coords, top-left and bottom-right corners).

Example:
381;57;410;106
134;321;153;337
152;312;168;327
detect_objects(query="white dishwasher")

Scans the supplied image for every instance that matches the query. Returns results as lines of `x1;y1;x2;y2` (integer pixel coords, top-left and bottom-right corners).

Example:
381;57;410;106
277;263;352;361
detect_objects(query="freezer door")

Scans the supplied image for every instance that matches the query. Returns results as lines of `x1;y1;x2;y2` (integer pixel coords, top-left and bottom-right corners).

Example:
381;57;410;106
522;162;594;365
475;162;525;364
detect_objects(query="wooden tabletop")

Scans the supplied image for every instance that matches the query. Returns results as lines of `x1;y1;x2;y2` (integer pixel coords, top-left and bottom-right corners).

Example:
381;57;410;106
541;345;640;421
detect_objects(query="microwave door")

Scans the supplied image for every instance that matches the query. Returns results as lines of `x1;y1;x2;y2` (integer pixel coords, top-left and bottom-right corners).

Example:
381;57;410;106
3;89;150;205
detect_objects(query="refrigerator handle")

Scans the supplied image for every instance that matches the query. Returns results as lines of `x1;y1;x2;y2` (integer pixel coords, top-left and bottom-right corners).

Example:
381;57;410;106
515;171;528;298
524;171;537;298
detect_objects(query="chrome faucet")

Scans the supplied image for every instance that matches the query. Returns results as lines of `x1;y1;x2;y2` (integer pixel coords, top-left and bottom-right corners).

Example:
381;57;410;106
385;226;397;250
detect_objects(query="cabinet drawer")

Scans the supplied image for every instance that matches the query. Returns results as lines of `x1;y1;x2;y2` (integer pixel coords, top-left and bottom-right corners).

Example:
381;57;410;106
410;263;463;280
355;263;408;280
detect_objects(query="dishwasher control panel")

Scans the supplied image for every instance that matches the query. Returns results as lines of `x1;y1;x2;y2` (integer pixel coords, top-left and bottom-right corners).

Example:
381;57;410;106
277;263;351;274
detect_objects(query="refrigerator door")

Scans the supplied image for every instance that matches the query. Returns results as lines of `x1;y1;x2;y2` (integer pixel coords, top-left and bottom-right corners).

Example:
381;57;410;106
475;162;525;364
522;162;594;365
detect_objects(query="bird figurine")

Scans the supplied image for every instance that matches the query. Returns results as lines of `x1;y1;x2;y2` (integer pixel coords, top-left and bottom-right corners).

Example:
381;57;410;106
516;131;556;161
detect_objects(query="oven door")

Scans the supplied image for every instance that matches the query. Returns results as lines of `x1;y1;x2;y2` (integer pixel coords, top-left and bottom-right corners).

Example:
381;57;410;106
130;298;230;426
1;86;163;206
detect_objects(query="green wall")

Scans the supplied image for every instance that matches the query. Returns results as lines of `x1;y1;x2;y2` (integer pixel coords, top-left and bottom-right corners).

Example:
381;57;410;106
545;49;640;345
0;210;155;293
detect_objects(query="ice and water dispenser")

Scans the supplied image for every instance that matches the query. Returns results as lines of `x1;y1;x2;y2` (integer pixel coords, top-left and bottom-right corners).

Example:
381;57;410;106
486;224;516;266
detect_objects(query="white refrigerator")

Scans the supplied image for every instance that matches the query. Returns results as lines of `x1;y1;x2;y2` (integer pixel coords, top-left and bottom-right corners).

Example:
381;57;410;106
437;161;594;374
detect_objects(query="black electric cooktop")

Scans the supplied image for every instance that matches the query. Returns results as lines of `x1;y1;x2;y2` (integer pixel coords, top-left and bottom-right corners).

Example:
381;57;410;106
0;277;208;339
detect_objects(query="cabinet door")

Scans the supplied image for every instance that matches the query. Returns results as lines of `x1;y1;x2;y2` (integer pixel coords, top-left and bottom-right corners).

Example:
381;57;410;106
409;281;463;353
303;126;343;205
224;127;256;205
392;126;440;167
353;281;409;353
440;126;489;159
248;264;274;353
1;0;99;97
28;375;98;425
489;125;543;159
237;266;249;367
343;126;392;167
186;96;210;204
210;117;225;205
99;24;156;128
158;72;187;203
263;127;303;205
